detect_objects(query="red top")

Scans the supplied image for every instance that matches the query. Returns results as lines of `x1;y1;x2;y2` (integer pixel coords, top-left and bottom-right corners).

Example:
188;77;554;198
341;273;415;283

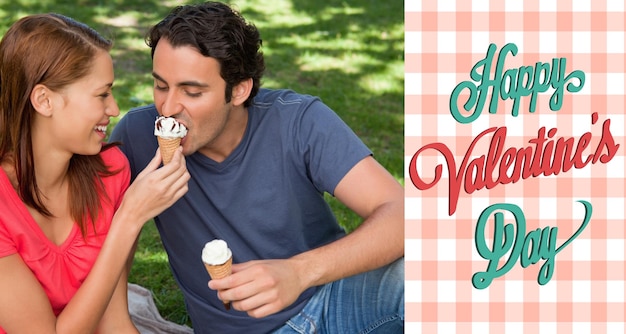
0;147;129;329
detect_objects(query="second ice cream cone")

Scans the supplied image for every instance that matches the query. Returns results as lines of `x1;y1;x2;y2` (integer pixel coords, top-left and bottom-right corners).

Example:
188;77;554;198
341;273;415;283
157;136;181;165
204;256;232;280
204;256;233;310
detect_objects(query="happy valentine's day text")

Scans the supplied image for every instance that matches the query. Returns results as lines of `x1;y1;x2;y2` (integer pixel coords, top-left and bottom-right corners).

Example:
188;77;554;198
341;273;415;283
407;42;620;288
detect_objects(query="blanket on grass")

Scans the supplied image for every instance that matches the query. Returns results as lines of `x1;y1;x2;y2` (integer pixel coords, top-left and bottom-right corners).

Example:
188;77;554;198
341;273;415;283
128;283;194;334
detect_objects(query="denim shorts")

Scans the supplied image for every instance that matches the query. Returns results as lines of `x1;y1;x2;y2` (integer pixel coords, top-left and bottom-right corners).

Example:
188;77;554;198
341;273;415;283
272;257;404;334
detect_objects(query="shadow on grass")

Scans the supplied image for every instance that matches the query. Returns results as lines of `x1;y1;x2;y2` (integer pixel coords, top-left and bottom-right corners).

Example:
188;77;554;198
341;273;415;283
1;0;404;175
246;0;404;175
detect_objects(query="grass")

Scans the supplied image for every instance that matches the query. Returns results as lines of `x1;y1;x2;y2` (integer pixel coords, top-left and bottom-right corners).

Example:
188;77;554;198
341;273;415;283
1;0;403;327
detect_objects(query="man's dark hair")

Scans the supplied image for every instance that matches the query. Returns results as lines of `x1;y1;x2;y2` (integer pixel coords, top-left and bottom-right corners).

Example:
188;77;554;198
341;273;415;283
147;1;265;107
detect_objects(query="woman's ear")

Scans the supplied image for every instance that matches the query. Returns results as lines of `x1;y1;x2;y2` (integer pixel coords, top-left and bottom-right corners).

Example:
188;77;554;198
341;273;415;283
231;78;253;107
30;84;54;117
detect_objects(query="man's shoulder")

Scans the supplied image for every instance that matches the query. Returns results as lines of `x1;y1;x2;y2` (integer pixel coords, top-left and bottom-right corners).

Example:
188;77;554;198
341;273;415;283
122;104;159;121
110;104;158;148
252;89;325;122
254;88;319;107
111;104;157;137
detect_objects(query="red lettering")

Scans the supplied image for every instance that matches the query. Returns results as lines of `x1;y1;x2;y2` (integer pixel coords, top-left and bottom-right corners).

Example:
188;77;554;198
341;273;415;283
409;113;619;215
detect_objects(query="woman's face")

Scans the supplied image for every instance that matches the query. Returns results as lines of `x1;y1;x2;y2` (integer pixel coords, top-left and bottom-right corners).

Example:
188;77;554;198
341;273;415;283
43;50;119;157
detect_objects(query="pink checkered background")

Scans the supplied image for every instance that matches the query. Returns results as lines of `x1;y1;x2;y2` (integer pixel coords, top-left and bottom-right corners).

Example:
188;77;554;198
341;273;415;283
404;1;625;333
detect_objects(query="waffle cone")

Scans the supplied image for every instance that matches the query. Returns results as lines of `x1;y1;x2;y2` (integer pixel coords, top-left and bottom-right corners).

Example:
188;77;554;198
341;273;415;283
204;256;232;279
204;257;233;310
157;136;181;164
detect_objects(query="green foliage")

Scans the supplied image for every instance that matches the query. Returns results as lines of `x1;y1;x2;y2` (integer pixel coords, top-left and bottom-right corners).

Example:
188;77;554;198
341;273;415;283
1;0;403;326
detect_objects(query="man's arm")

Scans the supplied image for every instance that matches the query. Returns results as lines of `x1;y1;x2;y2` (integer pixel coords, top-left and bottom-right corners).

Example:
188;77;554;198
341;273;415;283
211;156;404;318
291;155;404;285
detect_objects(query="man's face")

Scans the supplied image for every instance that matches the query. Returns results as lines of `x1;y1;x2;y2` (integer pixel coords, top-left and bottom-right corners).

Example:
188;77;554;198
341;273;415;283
152;38;235;159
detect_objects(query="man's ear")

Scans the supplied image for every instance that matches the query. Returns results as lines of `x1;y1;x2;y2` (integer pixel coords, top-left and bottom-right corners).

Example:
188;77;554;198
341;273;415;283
30;84;54;117
231;78;253;106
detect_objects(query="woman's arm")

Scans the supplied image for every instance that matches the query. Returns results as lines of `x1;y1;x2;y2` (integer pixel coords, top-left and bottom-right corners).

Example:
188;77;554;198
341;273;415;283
58;150;189;333
95;260;139;334
0;254;61;333
0;150;189;333
0;221;141;333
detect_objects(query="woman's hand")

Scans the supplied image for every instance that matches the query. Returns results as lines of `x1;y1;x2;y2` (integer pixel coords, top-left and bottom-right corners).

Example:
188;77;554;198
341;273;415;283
116;147;190;229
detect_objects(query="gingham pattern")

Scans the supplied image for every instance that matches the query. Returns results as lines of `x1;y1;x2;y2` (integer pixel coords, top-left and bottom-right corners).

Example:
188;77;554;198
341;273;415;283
405;1;626;333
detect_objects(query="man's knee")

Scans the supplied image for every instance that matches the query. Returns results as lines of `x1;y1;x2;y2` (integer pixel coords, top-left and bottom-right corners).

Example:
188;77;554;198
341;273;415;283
379;257;404;311
386;257;404;282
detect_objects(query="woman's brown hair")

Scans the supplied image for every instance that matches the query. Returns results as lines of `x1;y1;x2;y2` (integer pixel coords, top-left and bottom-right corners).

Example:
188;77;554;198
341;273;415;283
0;13;119;236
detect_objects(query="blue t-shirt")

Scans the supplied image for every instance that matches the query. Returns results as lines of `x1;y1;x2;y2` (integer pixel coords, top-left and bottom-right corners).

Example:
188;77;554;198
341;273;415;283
110;88;371;333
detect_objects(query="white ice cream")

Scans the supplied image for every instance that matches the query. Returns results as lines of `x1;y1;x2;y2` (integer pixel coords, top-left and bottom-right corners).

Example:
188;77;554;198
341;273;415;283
202;239;232;265
154;116;187;138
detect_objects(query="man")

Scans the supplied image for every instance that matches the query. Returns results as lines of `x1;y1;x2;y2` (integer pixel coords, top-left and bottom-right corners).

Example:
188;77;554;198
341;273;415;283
110;2;404;333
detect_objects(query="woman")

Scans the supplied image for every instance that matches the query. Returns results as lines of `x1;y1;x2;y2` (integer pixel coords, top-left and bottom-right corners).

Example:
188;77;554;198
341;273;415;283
0;13;190;333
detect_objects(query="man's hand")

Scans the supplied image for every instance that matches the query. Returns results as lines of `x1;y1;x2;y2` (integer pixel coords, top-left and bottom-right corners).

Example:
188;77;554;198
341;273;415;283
208;258;306;318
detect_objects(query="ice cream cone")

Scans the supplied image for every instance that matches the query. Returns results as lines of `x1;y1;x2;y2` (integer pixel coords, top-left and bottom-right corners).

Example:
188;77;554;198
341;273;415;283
204;256;233;310
157;136;181;165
